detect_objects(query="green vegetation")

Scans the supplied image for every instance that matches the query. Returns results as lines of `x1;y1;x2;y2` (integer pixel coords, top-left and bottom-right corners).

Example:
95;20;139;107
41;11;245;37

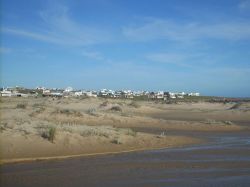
203;119;218;125
229;103;242;110
128;101;140;108
32;103;45;108
53;108;83;117
110;106;122;112
126;128;137;136
132;95;149;101
41;126;56;143
99;101;109;107
80;129;109;138
86;108;98;116
168;96;220;103
29;107;45;117
223;121;234;125
110;138;121;144
16;103;27;109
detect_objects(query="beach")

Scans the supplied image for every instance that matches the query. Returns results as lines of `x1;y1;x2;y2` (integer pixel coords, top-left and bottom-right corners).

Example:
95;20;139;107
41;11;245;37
1;97;249;164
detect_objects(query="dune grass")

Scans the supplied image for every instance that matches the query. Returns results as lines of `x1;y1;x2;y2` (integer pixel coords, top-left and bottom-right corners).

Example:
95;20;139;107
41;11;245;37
110;106;122;112
16;103;27;109
41;126;56;143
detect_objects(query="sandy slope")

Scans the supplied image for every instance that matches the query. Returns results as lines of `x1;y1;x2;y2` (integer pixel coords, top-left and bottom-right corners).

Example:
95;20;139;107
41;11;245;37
0;97;249;164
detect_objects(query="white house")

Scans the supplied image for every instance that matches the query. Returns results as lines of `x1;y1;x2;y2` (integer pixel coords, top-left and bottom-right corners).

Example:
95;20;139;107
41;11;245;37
178;92;186;96
188;92;200;96
156;91;164;99
176;95;184;98
50;92;63;97
74;91;83;97
85;91;97;97
36;86;46;91
43;89;51;95
0;89;12;97
169;92;176;99
64;87;73;92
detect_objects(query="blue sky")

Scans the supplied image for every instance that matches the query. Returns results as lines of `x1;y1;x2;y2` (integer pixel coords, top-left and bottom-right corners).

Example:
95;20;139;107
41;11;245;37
1;0;250;97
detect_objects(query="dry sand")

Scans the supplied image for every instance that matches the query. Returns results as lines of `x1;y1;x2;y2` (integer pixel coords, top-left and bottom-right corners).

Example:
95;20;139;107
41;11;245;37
1;97;249;164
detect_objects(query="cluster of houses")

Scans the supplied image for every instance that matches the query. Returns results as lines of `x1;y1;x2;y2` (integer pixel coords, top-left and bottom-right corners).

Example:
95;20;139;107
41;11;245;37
0;86;200;100
0;86;34;97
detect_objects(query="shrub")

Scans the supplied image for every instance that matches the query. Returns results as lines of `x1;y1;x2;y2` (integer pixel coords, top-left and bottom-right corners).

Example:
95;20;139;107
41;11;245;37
79;96;88;100
41;126;56;143
120;112;132;117
0;123;7;132
203;119;217;124
110;106;122;112
229;103;242;110
32;103;45;108
116;102;125;106
53;108;82;117
165;100;177;104
126;128;137;136
16;103;27;109
29;107;45;117
100;101;109;107
59;109;71;114
224;121;234;125
80;129;109;137
86;108;98;116
129;101;140;108
160;131;167;136
110;138;121;144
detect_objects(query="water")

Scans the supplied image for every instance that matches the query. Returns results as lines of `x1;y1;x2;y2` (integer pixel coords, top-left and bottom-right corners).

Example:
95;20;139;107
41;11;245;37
1;132;250;187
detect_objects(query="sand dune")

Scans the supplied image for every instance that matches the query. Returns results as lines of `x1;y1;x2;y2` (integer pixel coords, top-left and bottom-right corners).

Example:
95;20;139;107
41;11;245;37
1;97;249;164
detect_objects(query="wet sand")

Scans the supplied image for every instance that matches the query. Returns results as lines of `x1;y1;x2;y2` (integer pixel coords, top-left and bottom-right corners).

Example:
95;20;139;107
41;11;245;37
1;97;250;186
1;131;250;187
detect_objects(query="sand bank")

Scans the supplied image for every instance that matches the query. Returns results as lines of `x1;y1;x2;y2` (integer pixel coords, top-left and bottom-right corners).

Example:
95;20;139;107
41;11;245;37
1;97;249;164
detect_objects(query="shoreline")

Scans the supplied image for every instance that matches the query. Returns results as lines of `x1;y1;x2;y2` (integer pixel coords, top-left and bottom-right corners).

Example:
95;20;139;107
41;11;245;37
1;97;249;165
2;129;250;187
0;136;203;165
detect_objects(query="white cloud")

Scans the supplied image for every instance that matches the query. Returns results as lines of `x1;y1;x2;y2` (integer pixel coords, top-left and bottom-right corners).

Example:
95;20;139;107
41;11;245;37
146;53;187;65
122;18;250;42
2;28;63;44
145;52;210;67
39;4;112;46
2;3;112;46
81;50;103;60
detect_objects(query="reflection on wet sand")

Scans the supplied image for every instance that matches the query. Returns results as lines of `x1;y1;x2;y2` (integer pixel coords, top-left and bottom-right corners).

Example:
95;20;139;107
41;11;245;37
1;131;250;187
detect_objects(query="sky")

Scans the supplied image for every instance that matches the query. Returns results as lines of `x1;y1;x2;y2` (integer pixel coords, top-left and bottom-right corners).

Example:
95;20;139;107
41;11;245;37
1;0;250;97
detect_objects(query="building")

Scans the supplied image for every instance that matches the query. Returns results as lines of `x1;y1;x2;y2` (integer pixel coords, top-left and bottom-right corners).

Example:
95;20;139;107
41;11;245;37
0;89;12;97
155;91;164;99
64;87;73;92
188;92;200;96
74;91;83;97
